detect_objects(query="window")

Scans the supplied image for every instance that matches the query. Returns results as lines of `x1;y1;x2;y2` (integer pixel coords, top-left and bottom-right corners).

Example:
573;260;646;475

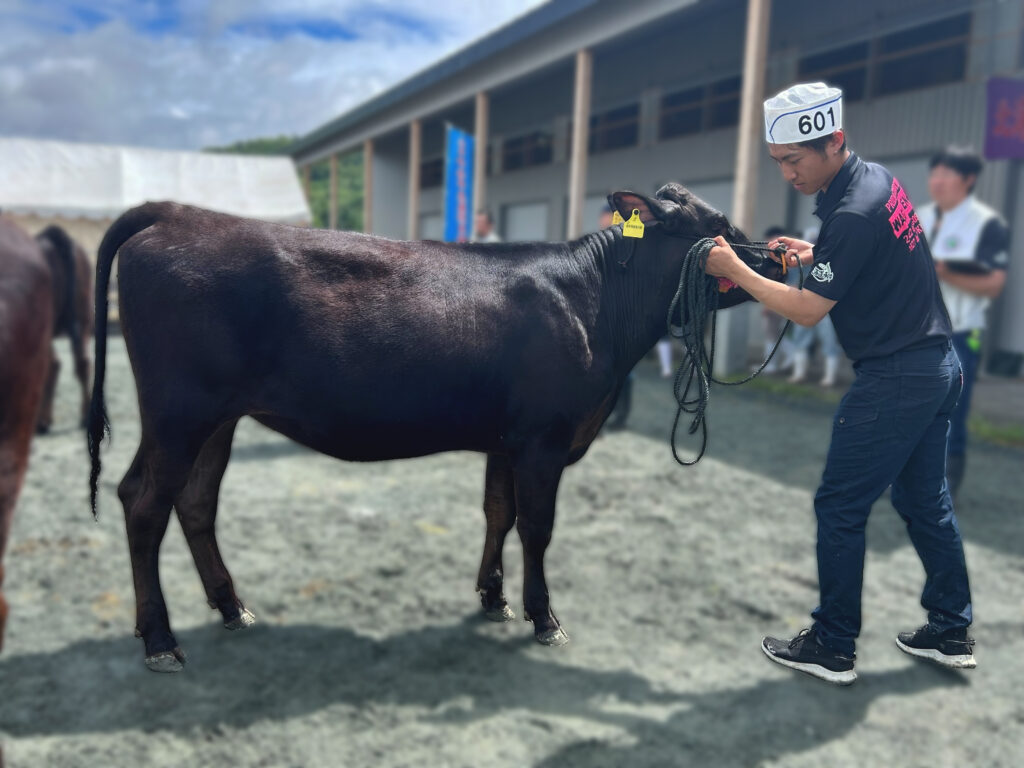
502;130;553;171
708;76;741;129
659;75;742;140
874;13;970;97
799;42;869;102
796;13;970;103
589;103;640;153
660;87;703;138
420;157;442;189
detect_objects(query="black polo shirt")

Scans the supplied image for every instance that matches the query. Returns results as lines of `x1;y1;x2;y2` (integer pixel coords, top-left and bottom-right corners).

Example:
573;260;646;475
804;152;951;361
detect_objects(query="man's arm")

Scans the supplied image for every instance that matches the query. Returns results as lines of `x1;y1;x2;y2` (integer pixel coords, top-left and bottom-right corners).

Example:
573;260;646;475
934;217;1009;299
706;237;836;326
934;261;1007;298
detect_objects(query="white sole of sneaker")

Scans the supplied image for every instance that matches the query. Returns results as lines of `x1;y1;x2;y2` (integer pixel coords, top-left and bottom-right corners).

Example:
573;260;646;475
895;638;977;669
761;641;857;685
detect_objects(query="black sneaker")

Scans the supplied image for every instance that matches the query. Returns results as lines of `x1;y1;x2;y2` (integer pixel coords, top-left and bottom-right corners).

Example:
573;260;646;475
761;628;857;685
896;625;976;669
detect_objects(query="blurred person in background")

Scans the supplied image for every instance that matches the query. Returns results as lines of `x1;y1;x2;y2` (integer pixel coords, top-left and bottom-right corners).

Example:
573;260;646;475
918;146;1010;497
787;225;842;387
472;209;501;243
656;337;673;378
705;82;974;685
758;225;796;374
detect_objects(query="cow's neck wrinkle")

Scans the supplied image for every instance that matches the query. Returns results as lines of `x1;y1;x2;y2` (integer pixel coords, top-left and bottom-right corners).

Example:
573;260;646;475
574;229;677;375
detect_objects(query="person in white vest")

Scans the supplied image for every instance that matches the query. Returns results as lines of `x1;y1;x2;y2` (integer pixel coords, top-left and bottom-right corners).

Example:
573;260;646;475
917;146;1010;497
704;82;974;685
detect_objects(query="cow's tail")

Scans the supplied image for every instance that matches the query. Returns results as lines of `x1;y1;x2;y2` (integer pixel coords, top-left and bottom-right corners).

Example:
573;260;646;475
39;225;83;367
88;204;162;518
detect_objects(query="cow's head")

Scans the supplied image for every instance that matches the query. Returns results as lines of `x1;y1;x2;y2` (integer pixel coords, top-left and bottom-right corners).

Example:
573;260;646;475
609;183;784;308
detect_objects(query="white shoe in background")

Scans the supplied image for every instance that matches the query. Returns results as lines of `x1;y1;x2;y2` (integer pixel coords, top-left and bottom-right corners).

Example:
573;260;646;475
820;356;839;387
788;351;808;384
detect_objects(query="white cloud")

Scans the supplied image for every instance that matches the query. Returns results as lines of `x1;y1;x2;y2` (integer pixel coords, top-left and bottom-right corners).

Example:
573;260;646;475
0;0;547;150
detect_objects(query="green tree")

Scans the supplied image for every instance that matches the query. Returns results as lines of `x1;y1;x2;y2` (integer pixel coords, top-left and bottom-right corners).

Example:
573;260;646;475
204;136;363;230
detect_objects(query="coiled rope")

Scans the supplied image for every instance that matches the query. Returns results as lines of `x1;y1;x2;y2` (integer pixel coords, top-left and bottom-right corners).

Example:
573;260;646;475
666;238;803;465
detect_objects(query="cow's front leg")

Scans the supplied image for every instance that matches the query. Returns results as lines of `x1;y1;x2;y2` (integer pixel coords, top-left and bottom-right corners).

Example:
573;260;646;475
512;444;569;646
476;454;517;621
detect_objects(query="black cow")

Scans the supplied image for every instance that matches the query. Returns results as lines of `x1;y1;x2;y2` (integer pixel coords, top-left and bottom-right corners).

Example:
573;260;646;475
35;225;93;433
87;184;783;671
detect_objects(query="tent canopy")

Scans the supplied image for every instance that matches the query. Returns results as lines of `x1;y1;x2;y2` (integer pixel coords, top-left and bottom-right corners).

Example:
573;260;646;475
0;137;310;224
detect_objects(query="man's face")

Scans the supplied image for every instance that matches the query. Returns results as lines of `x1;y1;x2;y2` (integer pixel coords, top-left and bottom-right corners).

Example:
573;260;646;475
474;213;491;236
928;164;974;212
768;142;839;195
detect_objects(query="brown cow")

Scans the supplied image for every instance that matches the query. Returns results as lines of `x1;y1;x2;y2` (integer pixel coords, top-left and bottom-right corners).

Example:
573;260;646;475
34;225;93;433
0;216;53;651
87;184;783;672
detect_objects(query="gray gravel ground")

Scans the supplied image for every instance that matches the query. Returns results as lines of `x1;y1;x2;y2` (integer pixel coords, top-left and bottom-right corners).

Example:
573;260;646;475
1;338;1021;768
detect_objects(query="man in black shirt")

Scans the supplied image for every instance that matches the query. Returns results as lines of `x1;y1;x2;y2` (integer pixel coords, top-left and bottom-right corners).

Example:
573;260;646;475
705;82;974;685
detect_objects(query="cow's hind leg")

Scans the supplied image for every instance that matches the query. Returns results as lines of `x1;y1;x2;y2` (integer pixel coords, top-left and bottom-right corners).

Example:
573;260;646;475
476;454;517;621
35;346;58;434
120;427;213;672
513;443;570;646
173;419;254;631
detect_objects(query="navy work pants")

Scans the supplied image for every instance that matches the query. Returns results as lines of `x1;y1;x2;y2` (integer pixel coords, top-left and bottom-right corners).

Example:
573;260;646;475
947;329;980;459
811;341;972;656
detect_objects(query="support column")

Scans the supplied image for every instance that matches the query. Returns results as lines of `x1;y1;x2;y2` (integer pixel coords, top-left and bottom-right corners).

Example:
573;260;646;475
716;0;771;376
363;139;374;234
301;165;311;207
473;91;489;221
407;119;422;240
566;49;593;239
329;153;338;230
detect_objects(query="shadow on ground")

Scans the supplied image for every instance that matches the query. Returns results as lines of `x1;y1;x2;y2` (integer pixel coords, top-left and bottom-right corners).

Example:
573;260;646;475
623;365;1023;560
533;663;968;768
0;612;971;767
0;615;675;737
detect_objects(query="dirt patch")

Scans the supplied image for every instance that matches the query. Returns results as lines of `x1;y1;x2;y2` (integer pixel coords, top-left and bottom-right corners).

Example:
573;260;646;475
2;339;1021;767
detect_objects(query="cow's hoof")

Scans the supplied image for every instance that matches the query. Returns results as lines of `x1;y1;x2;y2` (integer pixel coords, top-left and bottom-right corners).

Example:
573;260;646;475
145;647;186;673
484;603;515;622
535;627;570;647
224;608;256;631
36;424;51;436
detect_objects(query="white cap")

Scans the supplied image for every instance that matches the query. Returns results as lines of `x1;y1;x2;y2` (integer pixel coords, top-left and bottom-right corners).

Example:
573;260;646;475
764;82;843;144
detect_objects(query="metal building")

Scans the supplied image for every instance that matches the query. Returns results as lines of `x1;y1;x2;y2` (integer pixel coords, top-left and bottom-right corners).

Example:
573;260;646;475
290;0;1024;364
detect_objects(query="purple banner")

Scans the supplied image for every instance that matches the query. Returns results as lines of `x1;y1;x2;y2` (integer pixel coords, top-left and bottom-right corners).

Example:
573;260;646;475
985;77;1024;160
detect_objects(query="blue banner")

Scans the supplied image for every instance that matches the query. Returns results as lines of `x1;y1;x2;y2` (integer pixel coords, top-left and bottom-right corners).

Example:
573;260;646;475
443;124;475;242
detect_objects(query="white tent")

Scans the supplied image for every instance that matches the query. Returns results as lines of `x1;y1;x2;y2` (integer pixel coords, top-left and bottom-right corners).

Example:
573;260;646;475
0;136;310;226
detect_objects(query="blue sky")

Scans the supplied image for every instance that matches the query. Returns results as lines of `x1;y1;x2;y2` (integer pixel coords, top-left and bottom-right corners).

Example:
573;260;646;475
0;0;545;149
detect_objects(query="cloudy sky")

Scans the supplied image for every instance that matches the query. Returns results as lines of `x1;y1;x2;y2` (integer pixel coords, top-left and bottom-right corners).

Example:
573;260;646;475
0;0;546;150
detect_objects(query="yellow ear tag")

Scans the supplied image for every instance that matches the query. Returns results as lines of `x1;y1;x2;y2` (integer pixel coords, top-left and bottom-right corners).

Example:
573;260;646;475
611;210;625;226
622;209;645;239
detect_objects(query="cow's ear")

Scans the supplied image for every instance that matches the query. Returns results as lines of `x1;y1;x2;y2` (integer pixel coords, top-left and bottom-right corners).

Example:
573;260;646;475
609;191;677;227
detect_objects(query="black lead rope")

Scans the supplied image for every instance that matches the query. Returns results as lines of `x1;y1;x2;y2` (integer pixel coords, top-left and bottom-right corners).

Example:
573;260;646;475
666;238;805;466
